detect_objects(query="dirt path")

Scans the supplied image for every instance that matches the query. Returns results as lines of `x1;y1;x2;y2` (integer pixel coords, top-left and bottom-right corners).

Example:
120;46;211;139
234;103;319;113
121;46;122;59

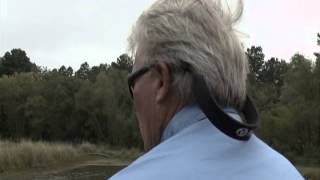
0;157;128;180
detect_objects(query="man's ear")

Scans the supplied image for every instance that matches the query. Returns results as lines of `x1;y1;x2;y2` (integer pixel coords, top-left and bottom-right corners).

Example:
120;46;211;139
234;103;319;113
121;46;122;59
153;62;171;103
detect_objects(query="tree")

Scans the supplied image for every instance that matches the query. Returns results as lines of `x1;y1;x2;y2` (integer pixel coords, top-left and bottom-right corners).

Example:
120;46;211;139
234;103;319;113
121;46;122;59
274;54;319;158
0;57;3;75
245;46;278;111
88;63;109;82
314;33;320;58
0;49;142;146
0;98;9;138
246;46;265;82
66;66;73;77
260;58;288;103
314;33;320;73
58;65;67;75
24;95;48;139
58;66;73;77
0;49;37;76
111;54;133;72
261;58;288;86
75;62;90;79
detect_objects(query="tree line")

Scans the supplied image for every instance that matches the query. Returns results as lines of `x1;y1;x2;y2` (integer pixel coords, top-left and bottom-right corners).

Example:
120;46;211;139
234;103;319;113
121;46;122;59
247;34;320;163
0;34;319;162
0;51;140;147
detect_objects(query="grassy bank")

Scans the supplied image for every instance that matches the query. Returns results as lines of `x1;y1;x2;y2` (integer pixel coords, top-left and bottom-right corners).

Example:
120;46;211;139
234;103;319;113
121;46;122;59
297;166;320;180
0;140;140;173
1;140;318;179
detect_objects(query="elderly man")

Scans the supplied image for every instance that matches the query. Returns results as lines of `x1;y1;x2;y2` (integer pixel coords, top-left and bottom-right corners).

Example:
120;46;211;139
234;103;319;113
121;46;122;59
110;0;304;179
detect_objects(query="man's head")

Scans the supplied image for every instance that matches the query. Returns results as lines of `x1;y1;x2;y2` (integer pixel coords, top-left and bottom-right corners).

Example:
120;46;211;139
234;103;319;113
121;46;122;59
128;0;248;151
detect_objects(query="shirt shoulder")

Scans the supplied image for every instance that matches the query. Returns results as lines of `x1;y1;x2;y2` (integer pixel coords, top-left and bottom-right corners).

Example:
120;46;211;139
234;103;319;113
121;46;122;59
110;119;304;180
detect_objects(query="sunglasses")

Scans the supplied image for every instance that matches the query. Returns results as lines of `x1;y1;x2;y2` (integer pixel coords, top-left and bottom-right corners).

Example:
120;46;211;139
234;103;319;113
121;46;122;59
127;61;191;98
127;64;155;98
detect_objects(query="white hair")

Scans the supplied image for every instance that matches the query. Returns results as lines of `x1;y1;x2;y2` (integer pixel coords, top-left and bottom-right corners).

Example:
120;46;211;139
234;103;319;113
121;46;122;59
128;0;248;109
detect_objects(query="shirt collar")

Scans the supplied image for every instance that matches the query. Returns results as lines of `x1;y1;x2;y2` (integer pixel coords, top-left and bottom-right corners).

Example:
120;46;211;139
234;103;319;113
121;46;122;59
160;104;242;142
161;104;206;142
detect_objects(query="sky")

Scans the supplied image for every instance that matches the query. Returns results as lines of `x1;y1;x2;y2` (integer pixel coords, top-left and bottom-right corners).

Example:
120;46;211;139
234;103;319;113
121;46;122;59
0;0;319;70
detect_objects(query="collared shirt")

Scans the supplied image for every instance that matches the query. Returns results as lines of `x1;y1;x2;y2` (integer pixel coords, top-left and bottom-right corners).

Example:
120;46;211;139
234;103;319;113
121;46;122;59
110;105;304;180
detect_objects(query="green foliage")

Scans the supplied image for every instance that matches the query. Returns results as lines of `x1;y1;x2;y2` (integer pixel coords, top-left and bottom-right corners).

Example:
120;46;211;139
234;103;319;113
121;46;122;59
1;33;319;158
246;46;265;82
0;49;37;76
58;65;73;77
111;54;133;72
75;62;90;80
248;37;320;163
0;52;141;148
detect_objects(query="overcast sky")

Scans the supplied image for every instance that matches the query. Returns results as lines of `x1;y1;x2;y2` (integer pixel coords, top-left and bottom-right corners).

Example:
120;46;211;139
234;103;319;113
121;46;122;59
0;0;319;70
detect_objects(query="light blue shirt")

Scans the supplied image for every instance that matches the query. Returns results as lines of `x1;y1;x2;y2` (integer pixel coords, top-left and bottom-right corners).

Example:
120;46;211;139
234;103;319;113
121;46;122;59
110;105;304;180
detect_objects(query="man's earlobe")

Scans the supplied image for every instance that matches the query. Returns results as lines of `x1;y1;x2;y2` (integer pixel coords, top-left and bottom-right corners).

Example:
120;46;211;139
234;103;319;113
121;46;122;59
155;62;171;103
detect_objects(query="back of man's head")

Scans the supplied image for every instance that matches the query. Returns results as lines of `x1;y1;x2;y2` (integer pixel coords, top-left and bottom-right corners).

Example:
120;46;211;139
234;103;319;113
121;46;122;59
129;0;248;109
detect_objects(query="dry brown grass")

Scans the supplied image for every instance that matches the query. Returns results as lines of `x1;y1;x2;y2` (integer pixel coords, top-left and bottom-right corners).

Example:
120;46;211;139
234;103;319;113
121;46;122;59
2;141;316;179
297;166;320;180
0;140;142;173
0;140;98;172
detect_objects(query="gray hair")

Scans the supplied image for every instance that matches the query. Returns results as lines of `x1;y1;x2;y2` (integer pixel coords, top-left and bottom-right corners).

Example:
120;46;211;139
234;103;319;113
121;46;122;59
128;0;248;109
